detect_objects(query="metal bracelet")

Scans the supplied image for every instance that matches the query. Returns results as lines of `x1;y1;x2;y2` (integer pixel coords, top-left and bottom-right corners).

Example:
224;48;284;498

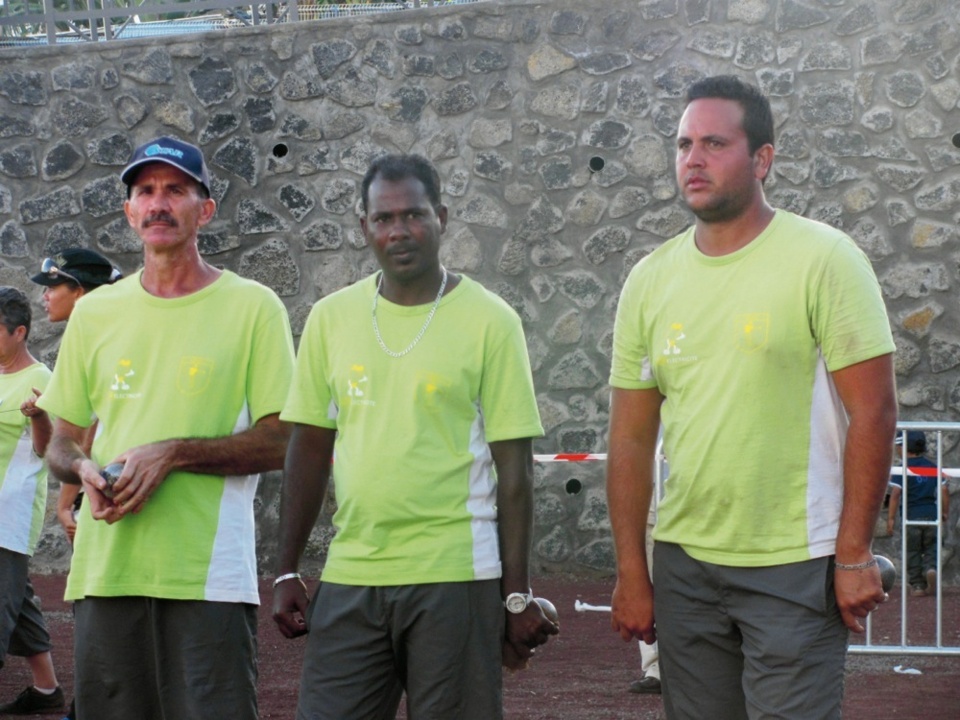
273;572;303;587
834;557;878;571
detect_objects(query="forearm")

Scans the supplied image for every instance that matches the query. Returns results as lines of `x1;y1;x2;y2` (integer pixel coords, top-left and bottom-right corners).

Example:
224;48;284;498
160;414;290;478
834;360;898;561
276;424;335;574
606;388;661;584
493;438;535;595
837;432;896;559
57;482;81;513
886;490;900;531
607;438;655;583
46;421;93;485
29;412;53;457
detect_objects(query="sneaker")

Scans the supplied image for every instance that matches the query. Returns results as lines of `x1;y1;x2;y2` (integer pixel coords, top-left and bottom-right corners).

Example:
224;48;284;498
925;568;937;595
0;685;65;714
628;676;662;694
909;584;927;597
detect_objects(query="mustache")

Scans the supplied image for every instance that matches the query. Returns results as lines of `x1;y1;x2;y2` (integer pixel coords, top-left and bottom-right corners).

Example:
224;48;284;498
142;212;178;227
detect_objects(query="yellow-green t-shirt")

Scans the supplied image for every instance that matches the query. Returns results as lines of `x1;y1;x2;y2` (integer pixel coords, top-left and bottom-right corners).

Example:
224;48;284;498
38;270;295;602
282;274;543;586
610;211;895;566
0;363;52;556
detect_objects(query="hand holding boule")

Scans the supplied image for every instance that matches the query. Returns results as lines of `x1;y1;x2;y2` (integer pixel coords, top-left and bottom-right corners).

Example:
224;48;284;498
99;462;125;500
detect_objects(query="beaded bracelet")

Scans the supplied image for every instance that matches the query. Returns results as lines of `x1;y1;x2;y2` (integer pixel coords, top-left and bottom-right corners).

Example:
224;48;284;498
273;572;303;587
834;558;877;571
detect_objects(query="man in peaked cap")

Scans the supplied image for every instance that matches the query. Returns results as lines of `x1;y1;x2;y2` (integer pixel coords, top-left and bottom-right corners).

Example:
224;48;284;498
38;136;294;720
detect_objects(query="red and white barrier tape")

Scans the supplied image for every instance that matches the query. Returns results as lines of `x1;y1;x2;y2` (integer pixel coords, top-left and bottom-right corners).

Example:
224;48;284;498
533;453;959;478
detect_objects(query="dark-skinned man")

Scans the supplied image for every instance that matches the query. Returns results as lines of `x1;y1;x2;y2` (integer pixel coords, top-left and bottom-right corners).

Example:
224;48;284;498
273;153;557;720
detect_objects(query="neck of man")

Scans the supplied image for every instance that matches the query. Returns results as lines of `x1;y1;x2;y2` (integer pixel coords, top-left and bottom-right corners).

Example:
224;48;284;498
379;267;455;307
141;243;222;299
693;196;776;258
0;346;35;375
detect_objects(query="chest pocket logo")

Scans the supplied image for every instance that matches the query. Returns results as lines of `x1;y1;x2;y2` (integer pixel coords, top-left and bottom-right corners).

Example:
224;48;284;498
178;357;214;396
735;313;769;354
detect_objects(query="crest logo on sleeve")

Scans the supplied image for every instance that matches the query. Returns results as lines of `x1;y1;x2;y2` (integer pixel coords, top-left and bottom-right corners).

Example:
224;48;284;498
735;313;769;353
177;356;214;395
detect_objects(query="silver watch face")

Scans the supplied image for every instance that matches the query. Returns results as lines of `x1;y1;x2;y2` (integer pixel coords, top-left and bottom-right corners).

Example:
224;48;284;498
505;593;528;613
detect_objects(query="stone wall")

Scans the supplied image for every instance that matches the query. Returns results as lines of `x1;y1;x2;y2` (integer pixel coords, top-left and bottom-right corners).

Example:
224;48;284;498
2;0;959;580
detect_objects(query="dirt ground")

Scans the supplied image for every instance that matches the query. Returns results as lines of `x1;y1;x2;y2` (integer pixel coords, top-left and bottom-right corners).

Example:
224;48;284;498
3;574;958;719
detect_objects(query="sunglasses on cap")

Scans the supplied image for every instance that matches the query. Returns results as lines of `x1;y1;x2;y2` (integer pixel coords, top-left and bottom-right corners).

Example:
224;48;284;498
41;257;82;285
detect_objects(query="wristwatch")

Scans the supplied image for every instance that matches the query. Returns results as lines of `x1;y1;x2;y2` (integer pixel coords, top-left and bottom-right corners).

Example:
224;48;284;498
504;591;534;614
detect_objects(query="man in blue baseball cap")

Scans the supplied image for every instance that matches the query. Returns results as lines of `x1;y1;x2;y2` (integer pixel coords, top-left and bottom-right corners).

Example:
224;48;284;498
38;136;294;720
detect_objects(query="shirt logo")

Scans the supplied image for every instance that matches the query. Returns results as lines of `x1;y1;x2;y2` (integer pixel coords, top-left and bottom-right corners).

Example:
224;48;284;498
663;323;685;356
111;359;135;391
177;356;214;396
735;313;769;354
656;322;698;368
346;364;374;407
145;144;184;159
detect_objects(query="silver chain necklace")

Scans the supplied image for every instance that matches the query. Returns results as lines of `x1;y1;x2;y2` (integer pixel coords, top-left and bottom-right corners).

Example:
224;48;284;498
371;268;448;358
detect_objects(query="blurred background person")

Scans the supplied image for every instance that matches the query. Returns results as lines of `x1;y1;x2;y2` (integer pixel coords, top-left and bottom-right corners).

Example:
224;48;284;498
30;249;122;544
29;249;121;720
887;430;949;597
0;287;62;715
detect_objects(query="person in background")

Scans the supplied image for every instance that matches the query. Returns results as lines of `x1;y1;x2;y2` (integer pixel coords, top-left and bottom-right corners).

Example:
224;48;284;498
887;430;949;597
30;248;122;545
29;248;121;720
0;287;64;716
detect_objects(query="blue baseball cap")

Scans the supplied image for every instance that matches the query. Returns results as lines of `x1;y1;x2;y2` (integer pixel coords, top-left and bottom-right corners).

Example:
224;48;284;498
121;136;211;196
895;430;926;454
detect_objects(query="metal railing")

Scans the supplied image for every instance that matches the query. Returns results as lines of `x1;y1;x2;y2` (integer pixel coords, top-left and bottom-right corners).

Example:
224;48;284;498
857;421;959;656
536;420;959;657
0;0;478;45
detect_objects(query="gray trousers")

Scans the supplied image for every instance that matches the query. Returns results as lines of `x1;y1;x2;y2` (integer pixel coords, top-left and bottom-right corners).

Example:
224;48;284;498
74;596;258;720
297;580;503;720
0;548;52;663
653;542;848;720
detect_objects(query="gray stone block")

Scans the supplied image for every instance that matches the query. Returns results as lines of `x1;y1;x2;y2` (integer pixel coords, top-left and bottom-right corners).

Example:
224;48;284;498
212;137;258;187
44;222;90;255
52;98;109;137
95;217;142;254
0;220;28;257
81;175;125;219
238;238;299;296
87;134;133;166
121;48;173;85
326;67;378;108
0;69;47;105
278;183;316;222
237;199;289;235
302;219;345;251
312;39;357;80
19;186;80;225
0;144;36;179
189;56;238;107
